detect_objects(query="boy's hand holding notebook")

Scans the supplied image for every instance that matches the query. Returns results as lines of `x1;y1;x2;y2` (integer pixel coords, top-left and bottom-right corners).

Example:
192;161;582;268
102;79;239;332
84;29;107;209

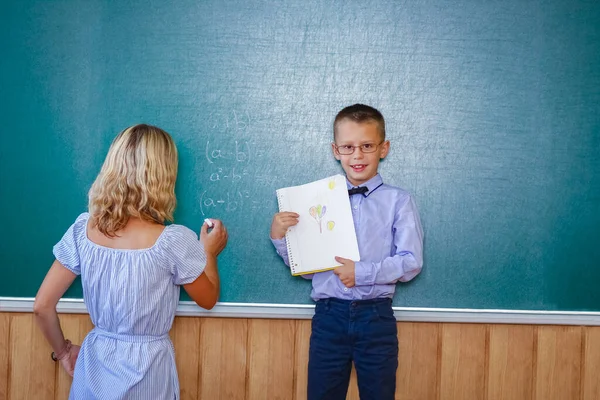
276;174;360;275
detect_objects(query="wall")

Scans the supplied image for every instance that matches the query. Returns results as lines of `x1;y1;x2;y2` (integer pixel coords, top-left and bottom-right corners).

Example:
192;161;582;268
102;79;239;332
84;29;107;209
2;0;600;311
1;313;599;400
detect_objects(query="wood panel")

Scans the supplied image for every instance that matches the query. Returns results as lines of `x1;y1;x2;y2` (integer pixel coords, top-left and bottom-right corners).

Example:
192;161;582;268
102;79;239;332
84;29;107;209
293;320;311;400
397;322;441;400
170;316;201;400
1;312;599;400
198;318;247;400
582;327;600;400
534;326;583;400
8;313;55;400
439;323;487;400
0;313;9;400
247;319;295;400
345;366;359;400
487;324;535;400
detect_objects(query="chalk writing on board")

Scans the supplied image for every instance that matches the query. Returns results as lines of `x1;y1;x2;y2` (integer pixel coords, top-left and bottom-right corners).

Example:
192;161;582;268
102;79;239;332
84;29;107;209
199;190;261;216
201;117;275;215
254;174;280;187
209;167;249;182
205;140;251;164
207;110;251;131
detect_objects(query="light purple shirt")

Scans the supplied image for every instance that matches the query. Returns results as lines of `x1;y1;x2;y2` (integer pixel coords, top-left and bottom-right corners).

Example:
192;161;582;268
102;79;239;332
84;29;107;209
271;174;424;301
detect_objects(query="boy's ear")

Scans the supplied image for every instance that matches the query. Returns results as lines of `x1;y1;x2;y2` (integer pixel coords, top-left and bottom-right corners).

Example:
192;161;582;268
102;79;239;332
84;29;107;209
379;140;390;159
331;142;341;160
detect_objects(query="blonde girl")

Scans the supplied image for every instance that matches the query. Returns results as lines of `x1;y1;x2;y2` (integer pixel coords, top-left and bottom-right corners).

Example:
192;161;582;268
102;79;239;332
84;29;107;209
34;124;227;399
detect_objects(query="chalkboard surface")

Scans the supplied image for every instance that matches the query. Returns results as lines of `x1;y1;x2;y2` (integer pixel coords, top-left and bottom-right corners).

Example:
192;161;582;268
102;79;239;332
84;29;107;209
1;0;599;311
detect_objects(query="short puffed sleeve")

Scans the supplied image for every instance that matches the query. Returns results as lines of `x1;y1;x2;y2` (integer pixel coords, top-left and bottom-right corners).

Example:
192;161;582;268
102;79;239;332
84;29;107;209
53;213;89;275
162;224;207;285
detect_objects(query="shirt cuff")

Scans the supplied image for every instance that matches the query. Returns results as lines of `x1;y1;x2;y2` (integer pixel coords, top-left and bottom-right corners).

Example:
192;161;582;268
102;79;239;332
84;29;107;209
270;237;286;249
354;261;375;286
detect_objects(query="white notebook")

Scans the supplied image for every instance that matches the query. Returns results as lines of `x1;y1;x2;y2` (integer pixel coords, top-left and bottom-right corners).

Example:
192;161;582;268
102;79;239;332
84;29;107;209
276;174;360;276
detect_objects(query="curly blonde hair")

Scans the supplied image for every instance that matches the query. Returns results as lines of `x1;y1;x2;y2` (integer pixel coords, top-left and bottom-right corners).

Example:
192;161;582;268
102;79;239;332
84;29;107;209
88;124;178;236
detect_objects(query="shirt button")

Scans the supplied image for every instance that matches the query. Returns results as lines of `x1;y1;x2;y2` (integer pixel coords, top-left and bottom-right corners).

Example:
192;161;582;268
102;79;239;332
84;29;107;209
353;206;358;210
343;287;348;292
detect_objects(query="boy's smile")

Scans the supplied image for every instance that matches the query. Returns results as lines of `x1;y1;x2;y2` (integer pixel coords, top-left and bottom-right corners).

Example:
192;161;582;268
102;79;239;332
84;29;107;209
332;120;390;187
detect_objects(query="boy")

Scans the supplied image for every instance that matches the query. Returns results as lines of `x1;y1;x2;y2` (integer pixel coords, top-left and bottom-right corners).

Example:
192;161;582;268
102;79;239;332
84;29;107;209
270;104;424;400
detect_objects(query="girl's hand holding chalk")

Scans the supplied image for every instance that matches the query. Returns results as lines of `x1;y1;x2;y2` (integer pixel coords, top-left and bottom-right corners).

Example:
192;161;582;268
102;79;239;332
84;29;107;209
201;218;228;257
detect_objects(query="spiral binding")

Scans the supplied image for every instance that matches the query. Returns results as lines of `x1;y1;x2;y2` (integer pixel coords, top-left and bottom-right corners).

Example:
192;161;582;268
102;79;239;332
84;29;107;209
276;189;299;273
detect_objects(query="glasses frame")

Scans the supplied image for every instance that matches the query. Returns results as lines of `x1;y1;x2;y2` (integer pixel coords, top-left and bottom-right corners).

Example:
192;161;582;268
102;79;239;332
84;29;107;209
333;140;385;155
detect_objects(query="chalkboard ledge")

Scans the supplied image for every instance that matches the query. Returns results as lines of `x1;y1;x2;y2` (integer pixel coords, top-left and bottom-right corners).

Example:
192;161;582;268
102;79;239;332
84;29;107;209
2;297;600;326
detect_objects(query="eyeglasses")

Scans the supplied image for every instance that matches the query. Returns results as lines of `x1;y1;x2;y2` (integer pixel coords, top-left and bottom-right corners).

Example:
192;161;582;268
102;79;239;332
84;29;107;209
333;141;384;155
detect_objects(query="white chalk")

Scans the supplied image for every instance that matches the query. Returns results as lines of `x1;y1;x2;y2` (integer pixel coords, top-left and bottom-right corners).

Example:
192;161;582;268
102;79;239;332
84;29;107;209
204;218;214;228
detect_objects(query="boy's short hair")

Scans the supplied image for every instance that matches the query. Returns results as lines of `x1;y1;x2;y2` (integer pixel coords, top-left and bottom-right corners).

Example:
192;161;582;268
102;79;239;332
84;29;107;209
333;104;386;141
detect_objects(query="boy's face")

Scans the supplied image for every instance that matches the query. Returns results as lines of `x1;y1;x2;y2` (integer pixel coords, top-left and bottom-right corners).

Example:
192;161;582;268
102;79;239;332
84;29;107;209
332;119;390;187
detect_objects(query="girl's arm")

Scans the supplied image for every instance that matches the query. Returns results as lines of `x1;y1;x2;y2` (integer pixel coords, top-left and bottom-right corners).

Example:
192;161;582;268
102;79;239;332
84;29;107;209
183;254;220;309
34;260;78;374
183;220;227;310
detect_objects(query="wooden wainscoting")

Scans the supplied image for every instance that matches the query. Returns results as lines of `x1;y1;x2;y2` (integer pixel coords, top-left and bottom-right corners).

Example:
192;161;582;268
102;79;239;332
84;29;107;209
1;312;599;400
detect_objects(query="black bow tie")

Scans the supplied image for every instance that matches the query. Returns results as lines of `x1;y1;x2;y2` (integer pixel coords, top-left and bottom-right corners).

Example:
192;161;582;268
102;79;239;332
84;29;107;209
348;186;368;196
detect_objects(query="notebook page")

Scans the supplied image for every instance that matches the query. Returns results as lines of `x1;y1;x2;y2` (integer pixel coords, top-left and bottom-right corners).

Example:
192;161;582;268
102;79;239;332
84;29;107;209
277;174;360;275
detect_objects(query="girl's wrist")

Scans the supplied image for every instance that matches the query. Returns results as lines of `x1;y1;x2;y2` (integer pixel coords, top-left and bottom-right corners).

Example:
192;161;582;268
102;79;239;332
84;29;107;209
51;339;72;361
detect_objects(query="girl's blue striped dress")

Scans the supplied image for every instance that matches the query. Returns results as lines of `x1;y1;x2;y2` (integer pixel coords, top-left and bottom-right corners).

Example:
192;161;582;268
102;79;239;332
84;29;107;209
53;213;206;400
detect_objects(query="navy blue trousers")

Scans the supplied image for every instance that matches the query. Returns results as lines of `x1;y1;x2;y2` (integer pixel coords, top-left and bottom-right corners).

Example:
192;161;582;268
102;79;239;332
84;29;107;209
308;298;398;400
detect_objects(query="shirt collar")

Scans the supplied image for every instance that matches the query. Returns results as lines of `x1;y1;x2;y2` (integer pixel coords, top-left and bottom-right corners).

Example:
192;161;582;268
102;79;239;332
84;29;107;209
346;174;383;197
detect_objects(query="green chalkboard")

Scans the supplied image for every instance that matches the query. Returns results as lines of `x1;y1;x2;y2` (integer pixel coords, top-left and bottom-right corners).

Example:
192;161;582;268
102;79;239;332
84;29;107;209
1;0;599;311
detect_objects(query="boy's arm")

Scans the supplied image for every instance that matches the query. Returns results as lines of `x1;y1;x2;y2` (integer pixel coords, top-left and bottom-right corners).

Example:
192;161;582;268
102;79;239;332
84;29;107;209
271;237;291;266
271;237;314;279
354;195;424;286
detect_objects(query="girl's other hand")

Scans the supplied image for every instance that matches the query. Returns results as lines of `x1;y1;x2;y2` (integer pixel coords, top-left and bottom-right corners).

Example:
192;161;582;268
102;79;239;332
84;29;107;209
59;344;80;377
